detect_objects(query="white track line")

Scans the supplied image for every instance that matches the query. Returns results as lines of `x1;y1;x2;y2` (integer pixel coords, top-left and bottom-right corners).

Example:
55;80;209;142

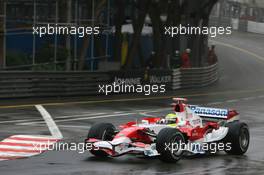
18;112;136;125
206;102;223;105
46;124;90;129
226;99;239;103
0;145;49;151
0;119;40;124
257;95;264;98
53;112;106;119
114;111;125;114
35;105;63;139
139;112;153;117
18;124;91;129
0;152;39;157
0;108;169;125
242;97;256;101
2;139;53;145
0;112;106;124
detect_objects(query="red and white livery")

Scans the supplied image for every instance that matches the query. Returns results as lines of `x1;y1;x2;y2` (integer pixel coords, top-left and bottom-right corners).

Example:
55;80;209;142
85;98;250;162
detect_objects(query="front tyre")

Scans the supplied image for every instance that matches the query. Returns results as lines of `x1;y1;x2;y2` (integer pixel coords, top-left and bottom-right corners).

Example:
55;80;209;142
156;128;186;163
87;123;116;157
224;121;250;155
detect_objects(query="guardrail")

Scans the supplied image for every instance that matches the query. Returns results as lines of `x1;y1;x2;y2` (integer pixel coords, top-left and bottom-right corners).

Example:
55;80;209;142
0;63;218;99
174;63;218;89
0;72;109;98
171;69;181;90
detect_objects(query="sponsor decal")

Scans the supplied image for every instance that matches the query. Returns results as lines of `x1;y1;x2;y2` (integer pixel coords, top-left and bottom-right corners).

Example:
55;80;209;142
149;75;171;84
114;77;141;85
189;106;228;118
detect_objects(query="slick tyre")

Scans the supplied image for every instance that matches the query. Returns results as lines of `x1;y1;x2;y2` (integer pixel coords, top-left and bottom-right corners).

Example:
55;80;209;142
224;121;250;155
87;123;116;157
156;128;186;163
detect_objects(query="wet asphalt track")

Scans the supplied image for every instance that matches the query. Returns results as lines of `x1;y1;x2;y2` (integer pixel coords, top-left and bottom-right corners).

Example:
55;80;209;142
0;31;264;175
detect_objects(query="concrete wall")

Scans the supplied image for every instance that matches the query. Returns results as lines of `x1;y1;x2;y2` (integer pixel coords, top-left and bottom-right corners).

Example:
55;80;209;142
247;21;264;34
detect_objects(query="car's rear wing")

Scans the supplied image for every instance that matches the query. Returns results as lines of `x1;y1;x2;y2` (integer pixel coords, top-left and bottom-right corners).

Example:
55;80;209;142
189;105;239;121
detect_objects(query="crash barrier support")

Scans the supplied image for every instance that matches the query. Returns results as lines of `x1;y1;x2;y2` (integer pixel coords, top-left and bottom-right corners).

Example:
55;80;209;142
171;69;181;90
0;71;109;98
176;63;218;89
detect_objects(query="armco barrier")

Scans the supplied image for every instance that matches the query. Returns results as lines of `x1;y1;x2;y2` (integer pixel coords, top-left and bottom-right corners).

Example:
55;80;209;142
110;69;173;88
176;63;218;89
0;71;110;98
0;63;218;98
171;69;181;90
247;21;264;35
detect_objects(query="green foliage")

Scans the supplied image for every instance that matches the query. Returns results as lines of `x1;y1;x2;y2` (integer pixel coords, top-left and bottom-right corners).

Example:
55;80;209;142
6;51;31;67
33;44;69;71
6;44;69;71
35;44;68;63
32;63;65;71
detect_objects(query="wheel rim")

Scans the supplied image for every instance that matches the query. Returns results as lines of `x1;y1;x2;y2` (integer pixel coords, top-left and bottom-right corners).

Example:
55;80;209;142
102;128;114;140
239;127;249;151
171;135;184;158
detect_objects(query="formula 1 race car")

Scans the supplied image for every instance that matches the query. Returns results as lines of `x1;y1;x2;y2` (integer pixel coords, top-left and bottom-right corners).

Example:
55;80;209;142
85;98;250;162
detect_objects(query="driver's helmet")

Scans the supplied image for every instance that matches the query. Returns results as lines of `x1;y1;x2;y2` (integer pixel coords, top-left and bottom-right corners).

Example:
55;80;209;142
165;113;178;124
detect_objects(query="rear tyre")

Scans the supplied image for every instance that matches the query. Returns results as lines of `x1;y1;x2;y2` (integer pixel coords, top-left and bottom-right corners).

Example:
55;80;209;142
224;121;250;155
156;128;186;163
87;123;116;157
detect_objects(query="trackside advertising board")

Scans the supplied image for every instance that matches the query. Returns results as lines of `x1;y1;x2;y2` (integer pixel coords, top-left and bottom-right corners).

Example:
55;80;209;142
110;69;172;86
